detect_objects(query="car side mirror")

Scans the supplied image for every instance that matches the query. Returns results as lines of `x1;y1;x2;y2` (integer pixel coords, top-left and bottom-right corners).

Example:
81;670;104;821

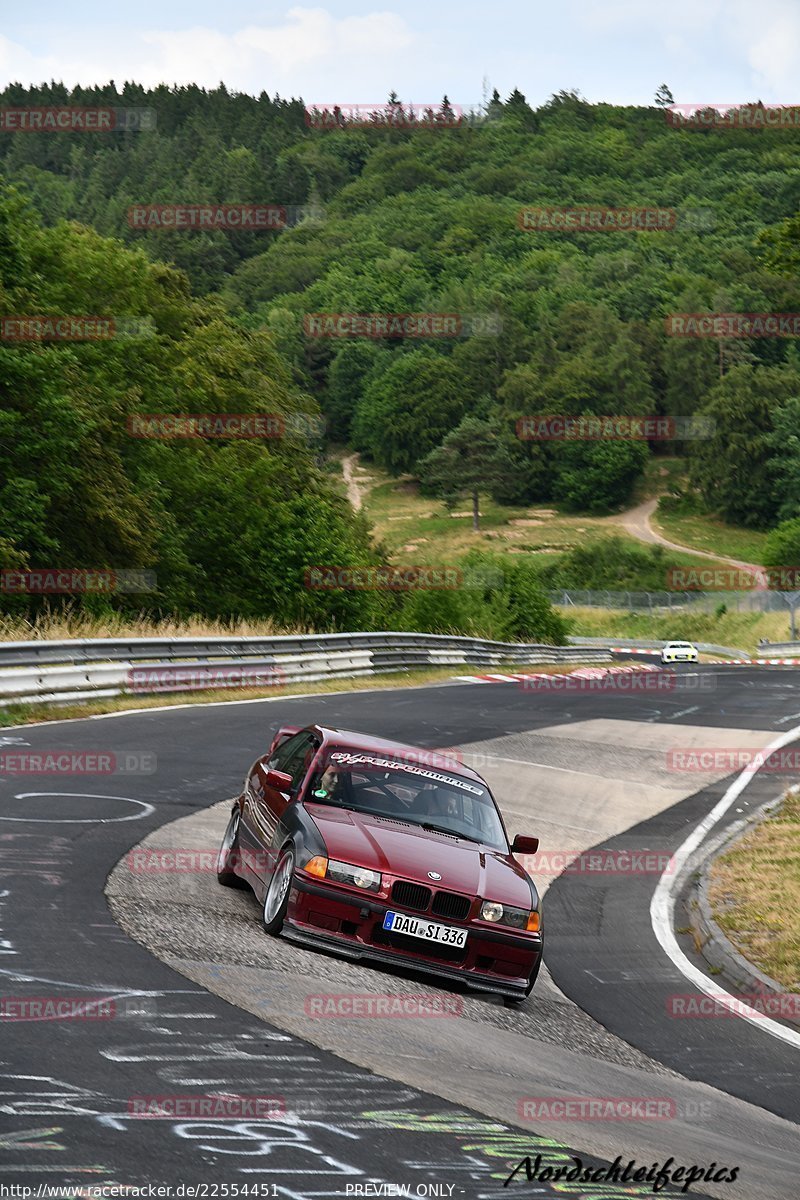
265;769;293;794
512;835;539;854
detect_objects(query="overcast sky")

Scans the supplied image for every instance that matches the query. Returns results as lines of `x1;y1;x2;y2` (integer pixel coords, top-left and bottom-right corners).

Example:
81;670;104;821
2;2;799;107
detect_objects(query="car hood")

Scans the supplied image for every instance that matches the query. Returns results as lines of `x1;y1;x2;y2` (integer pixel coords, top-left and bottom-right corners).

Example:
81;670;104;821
305;803;536;907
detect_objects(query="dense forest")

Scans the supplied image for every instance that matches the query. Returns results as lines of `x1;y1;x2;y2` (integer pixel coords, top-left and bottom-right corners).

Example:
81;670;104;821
2;83;800;633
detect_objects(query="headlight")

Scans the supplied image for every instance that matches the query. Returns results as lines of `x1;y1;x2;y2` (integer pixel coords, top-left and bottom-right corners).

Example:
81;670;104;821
480;900;539;930
327;859;382;892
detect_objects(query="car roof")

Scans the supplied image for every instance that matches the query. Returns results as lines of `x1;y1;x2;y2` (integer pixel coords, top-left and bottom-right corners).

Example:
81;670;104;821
307;724;486;785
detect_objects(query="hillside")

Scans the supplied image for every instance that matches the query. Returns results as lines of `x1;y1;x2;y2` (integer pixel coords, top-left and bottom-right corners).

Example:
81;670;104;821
3;85;800;635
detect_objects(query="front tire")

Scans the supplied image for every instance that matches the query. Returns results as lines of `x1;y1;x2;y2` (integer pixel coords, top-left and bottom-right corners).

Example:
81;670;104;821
217;808;246;888
262;845;295;934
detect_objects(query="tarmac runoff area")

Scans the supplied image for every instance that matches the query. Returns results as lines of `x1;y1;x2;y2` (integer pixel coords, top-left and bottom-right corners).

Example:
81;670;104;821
108;711;800;1200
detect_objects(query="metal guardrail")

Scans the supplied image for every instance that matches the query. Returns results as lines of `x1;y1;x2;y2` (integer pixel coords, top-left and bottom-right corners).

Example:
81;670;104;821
754;642;800;655
0;632;614;707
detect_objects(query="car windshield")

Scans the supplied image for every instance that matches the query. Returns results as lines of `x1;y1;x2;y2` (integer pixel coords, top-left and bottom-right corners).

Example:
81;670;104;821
305;748;508;851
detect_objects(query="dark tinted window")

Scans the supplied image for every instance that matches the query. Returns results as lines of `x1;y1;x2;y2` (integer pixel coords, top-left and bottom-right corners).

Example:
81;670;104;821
307;748;507;850
270;730;318;786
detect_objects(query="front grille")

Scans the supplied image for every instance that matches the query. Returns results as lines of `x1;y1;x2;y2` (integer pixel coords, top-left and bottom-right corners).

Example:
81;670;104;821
372;925;467;964
431;891;471;921
391;880;431;911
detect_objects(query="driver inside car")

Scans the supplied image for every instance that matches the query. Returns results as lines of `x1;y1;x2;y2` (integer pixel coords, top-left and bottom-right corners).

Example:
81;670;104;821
312;764;345;802
427;789;459;820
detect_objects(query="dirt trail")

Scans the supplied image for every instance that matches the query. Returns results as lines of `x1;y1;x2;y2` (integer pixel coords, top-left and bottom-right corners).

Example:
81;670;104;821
342;453;364;511
607;498;761;571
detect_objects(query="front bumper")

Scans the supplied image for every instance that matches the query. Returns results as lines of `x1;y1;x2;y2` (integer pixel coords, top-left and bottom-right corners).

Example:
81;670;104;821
286;876;542;998
661;653;697;662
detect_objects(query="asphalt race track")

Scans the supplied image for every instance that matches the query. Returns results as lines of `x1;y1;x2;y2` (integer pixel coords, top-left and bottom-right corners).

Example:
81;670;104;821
1;663;800;1199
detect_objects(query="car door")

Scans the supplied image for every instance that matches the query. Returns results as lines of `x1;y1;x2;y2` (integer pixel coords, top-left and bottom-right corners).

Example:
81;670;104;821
239;728;300;868
251;730;320;886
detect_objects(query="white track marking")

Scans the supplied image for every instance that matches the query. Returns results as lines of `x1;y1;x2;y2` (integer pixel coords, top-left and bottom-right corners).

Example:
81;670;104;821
0;792;154;823
650;722;800;1049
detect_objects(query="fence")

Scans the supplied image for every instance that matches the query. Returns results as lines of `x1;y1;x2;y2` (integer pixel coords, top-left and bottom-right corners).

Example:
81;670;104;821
568;636;749;660
550;589;800;615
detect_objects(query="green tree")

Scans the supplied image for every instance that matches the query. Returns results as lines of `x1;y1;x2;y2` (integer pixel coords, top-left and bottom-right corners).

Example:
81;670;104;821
764;518;800;572
690;364;800;527
353;350;468;473
765;396;800;522
417;415;501;530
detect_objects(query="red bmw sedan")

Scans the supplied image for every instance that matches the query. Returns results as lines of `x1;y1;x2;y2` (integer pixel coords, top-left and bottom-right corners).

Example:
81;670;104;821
217;724;543;1003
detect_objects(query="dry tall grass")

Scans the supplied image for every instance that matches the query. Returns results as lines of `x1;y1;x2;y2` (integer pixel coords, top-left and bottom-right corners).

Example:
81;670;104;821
0;610;312;642
709;790;800;989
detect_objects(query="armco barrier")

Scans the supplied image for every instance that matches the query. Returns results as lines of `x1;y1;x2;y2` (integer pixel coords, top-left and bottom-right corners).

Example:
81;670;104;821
0;633;614;707
754;641;800;655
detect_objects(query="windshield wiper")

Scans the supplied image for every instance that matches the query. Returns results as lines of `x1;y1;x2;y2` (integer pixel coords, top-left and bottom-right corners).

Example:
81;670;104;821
307;794;358;811
421;822;483;844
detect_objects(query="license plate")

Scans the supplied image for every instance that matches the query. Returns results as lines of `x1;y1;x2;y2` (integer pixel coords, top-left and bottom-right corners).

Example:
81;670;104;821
383;910;467;948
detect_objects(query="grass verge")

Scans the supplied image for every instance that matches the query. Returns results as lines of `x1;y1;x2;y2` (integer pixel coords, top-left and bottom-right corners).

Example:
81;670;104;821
708;789;800;990
0;611;308;642
362;469;734;573
653;505;769;566
563;606;790;655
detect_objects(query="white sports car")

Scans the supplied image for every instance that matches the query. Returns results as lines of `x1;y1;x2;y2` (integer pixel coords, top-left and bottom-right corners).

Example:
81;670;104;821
660;640;699;664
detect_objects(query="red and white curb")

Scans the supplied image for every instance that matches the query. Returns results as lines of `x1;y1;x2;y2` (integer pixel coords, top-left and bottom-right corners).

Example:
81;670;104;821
453;664;664;685
453;659;800;684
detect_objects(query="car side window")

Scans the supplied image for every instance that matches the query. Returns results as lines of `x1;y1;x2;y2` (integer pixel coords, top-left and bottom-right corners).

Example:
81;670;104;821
270;731;318;789
269;731;307;771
